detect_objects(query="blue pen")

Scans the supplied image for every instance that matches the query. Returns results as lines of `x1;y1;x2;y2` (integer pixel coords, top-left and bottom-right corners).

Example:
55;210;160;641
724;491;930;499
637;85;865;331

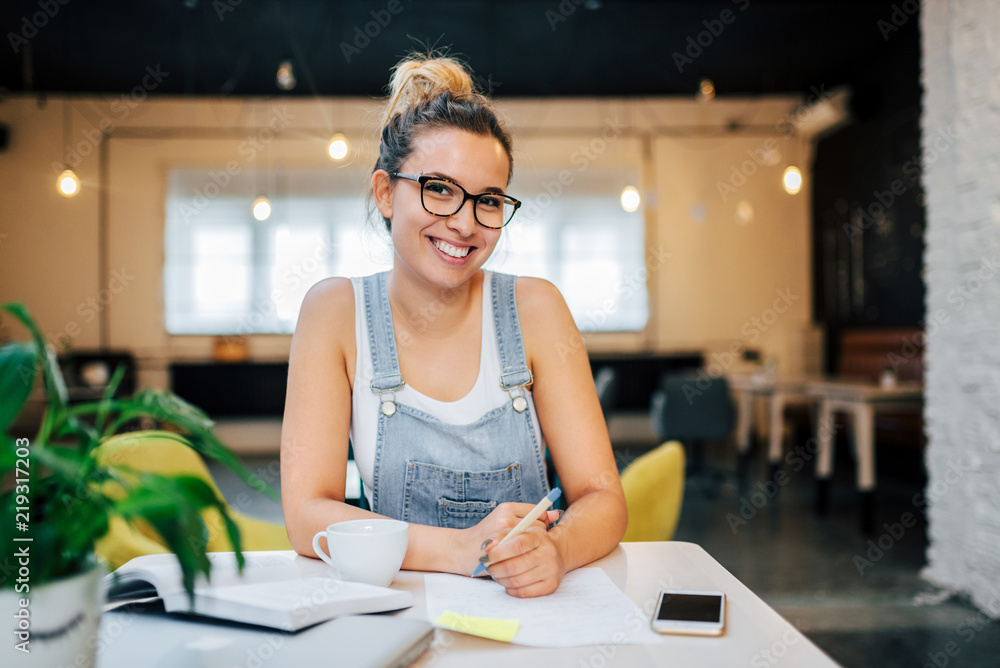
472;488;562;577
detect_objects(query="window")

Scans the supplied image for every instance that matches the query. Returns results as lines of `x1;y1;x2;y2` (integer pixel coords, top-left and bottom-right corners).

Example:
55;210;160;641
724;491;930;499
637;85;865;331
164;169;388;335
489;167;649;332
165;165;648;335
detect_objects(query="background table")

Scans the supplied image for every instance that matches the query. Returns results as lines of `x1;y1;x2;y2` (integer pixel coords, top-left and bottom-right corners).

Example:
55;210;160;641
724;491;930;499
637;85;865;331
806;379;924;532
729;373;813;477
97;543;840;667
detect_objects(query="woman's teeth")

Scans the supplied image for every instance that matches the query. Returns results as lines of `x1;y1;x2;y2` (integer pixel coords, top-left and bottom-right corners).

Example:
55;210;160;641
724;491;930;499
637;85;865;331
433;239;470;258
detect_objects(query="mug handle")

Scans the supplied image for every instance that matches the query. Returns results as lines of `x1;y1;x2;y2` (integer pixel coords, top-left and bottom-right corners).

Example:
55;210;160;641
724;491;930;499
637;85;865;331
312;532;338;571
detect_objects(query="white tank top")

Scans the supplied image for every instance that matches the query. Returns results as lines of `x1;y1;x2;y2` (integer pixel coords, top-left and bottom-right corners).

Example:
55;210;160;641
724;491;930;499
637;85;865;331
349;271;543;498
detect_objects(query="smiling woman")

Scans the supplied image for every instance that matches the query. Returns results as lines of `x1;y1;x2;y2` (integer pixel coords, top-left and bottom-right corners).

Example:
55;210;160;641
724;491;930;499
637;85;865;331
280;52;627;599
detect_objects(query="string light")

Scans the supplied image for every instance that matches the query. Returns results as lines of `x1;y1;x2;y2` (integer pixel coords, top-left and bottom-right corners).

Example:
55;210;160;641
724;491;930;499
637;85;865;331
620;186;641;212
57;169;80;197
252;195;272;221
327;133;349;160
782;166;803;195
56;99;80;197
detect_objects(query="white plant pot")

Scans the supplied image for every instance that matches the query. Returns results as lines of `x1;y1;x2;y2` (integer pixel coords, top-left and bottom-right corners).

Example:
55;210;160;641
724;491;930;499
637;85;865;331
0;561;104;667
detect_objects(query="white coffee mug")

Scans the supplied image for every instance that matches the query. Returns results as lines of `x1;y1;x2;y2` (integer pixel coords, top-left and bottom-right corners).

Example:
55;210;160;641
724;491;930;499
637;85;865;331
312;519;408;587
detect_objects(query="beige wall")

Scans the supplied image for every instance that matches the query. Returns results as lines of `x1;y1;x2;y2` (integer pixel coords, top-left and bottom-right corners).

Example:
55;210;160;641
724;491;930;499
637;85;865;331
0;94;821;389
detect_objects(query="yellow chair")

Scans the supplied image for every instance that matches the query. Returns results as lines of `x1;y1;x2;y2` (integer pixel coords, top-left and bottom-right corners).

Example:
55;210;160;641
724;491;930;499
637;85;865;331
620;440;686;542
93;431;291;569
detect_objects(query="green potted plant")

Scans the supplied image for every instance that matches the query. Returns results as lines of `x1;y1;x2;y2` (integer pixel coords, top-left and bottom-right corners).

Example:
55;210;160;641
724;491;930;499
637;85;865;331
0;302;271;666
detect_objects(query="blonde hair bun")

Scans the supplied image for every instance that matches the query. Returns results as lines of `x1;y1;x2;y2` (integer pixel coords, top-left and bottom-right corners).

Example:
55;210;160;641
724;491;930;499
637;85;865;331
382;54;480;127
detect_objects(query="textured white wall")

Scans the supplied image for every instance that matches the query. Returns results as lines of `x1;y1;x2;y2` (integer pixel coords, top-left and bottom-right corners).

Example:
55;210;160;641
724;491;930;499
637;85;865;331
921;0;1000;616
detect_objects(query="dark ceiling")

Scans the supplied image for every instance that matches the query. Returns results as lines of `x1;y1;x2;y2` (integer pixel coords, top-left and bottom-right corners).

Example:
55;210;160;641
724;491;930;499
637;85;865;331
0;1;918;99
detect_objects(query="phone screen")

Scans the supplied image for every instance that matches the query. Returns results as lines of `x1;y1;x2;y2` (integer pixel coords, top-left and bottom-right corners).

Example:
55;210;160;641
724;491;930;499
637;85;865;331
656;593;724;622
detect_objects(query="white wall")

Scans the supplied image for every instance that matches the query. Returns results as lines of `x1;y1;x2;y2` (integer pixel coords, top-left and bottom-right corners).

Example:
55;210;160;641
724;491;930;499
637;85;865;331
921;0;1000;618
0;93;819;389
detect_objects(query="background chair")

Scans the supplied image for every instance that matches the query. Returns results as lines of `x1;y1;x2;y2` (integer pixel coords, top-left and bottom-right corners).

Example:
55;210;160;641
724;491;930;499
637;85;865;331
650;370;737;490
620;440;685;541
94;431;291;570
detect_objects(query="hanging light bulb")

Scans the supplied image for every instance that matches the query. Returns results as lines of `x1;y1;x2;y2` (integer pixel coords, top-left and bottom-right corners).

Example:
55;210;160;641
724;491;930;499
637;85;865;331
276;60;296;91
57;99;80;197
252;196;272;221
57;169;80;197
698;78;716;102
620;186;641;213
327;133;349;160
782;166;803;195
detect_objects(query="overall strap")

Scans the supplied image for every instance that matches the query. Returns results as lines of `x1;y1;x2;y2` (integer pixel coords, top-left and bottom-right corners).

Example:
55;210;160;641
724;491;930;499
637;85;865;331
362;272;405;394
490;272;533;392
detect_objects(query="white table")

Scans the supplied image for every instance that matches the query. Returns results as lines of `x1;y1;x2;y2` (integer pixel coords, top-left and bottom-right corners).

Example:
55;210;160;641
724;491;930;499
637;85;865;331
806;379;923;530
729;373;813;473
96;543;840;667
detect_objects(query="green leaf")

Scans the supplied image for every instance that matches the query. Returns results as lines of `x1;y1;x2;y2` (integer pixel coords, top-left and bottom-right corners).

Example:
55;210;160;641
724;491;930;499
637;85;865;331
106;393;278;502
1;303;69;442
0;341;37;433
95;363;127;435
0;435;15;474
112;472;245;601
30;444;88;484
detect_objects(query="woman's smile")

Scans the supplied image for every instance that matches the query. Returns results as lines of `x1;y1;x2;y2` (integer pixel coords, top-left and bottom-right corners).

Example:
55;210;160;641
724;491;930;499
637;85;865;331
430;236;474;260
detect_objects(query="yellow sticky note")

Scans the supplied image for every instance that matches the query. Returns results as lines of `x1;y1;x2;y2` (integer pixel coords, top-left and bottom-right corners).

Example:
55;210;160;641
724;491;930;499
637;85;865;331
434;610;520;643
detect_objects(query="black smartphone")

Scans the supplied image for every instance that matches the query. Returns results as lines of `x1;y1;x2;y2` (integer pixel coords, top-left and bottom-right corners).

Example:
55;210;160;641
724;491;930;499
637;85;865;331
651;589;726;636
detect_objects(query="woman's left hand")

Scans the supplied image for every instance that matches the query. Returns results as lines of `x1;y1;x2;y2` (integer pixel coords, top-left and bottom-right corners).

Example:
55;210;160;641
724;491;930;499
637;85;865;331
481;516;565;597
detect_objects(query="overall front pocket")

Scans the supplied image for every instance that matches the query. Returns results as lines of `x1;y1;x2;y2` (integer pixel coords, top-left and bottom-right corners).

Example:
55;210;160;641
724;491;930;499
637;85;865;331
401;460;524;529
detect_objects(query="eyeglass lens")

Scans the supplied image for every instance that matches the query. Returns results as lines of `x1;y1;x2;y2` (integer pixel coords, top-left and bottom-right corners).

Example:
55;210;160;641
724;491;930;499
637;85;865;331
421;178;517;228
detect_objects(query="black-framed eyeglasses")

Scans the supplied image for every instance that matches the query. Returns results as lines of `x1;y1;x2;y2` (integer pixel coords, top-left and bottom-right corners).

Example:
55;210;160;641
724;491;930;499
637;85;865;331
390;172;521;229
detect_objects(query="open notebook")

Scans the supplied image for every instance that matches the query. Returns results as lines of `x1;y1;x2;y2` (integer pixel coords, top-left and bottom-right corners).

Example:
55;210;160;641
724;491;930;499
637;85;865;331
105;551;412;631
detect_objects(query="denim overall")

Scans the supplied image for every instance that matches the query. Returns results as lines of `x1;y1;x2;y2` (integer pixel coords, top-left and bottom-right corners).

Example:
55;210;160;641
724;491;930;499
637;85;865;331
362;271;549;529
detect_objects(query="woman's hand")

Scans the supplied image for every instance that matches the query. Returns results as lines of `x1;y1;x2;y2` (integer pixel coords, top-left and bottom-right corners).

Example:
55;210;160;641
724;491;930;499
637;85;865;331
466;503;564;598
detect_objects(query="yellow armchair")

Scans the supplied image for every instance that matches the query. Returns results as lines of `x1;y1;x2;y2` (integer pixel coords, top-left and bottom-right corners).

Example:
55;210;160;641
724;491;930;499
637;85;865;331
93;431;291;569
620;440;686;542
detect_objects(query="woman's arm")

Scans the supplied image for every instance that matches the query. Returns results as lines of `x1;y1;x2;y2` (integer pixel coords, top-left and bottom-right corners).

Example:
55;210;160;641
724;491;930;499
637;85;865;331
480;277;628;597
280;277;379;553
280;278;548;574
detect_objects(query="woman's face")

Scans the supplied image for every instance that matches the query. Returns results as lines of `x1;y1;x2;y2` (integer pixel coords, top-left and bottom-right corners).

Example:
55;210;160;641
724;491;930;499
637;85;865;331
377;128;510;291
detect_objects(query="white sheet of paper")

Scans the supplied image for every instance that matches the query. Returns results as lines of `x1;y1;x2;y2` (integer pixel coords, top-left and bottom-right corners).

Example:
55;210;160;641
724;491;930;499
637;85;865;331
423;567;663;647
